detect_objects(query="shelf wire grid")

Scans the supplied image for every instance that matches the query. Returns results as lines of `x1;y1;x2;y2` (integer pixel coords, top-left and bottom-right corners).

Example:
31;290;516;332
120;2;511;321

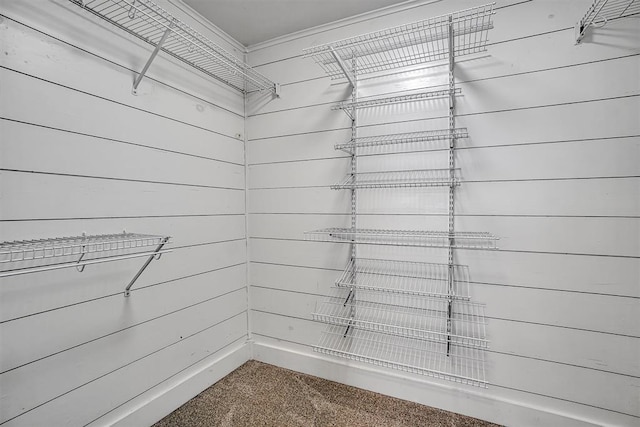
577;0;640;42
305;228;498;250
69;0;276;93
333;88;460;112
0;233;168;264
313;288;487;348
303;3;494;80
330;169;460;190
315;324;487;387
335;128;468;154
335;258;470;299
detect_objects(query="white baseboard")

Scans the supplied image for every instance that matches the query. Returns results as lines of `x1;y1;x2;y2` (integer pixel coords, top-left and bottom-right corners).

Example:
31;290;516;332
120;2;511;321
252;340;607;427
104;341;250;427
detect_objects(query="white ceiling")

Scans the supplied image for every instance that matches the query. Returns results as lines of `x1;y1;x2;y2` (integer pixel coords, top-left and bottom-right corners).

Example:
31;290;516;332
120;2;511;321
182;0;410;47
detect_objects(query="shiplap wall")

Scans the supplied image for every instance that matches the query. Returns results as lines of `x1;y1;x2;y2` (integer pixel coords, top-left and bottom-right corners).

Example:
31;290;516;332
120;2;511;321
0;1;249;426
246;0;640;426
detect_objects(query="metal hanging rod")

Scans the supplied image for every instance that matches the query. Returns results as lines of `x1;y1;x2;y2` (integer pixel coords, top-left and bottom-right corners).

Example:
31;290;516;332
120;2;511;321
313;288;487;348
333;88;460;118
305;228;499;250
68;0;279;95
315;324;487;387
335;128;468;154
335;258;471;300
303;3;494;81
575;0;640;43
330;168;460;190
1;232;171;296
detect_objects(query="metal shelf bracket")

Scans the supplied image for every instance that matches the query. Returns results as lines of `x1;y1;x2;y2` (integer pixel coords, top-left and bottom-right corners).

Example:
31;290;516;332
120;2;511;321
124;236;170;297
132;20;175;95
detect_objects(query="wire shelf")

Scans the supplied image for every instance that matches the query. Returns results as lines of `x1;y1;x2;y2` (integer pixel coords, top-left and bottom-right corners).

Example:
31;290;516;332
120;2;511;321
315;324;487;387
331;169;459;190
69;0;277;94
303;3;494;80
335;258;470;299
0;233;168;264
335;129;468;154
576;0;640;43
333;88;460;114
305;228;498;250
313;288;487;348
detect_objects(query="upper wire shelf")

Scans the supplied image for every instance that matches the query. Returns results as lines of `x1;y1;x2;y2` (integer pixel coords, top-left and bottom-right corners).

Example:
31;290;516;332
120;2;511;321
313;288;487;348
69;0;277;94
575;0;640;43
331;169;460;190
305;228;498;250
0;232;171;284
333;88;460;118
335;129;468;154
303;3;495;81
336;258;471;300
315;324;487;387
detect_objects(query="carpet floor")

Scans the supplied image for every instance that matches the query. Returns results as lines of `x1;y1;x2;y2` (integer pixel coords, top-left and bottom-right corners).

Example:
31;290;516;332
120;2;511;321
153;360;499;427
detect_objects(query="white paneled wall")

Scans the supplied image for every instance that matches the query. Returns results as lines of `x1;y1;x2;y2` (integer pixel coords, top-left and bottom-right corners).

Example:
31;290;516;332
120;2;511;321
0;1;249;426
246;1;640;426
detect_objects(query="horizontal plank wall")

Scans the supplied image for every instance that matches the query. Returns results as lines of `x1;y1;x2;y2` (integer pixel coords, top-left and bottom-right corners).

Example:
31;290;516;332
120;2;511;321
0;1;251;426
246;0;640;426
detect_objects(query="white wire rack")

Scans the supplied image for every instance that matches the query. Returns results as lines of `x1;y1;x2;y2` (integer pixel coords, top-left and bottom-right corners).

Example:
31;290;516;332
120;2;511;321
305;228;498;250
335;129;468;154
335;258;470;300
333;88;460;118
330;169;460;190
575;0;640;43
0;233;171;295
303;3;494;81
313;288;487;348
315;324;487;387
68;0;278;94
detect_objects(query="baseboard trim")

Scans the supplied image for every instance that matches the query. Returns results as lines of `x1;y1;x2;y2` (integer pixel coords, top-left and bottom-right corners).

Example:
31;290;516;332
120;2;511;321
105;341;250;427
252;340;608;427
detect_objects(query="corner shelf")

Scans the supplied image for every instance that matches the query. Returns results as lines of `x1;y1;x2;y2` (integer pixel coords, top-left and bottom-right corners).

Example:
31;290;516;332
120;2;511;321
335;129;469;154
305;228;498;250
0;232;171;296
69;0;279;95
335;258;471;300
330;169;460;189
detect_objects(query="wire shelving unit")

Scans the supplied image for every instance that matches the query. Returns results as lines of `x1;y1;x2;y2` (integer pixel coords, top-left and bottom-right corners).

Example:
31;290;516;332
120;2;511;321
0;232;171;296
303;3;496;387
330;169;460;190
334;258;471;299
575;0;640;43
335;129;469;154
68;0;279;95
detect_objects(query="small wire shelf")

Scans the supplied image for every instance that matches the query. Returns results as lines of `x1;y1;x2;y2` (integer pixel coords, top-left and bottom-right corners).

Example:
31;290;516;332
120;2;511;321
576;0;640;43
335;258;470;299
313;288;487;348
305;228;498;250
331;169;459;190
303;3;495;80
335;129;468;154
315;324;487;387
69;0;277;94
333;88;460;118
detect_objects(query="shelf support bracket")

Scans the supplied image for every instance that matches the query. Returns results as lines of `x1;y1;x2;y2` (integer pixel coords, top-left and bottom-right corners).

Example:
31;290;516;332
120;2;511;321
132;21;175;95
124;237;169;296
329;47;355;87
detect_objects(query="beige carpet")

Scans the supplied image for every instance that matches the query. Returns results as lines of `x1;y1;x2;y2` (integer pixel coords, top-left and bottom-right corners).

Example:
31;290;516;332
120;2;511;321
154;360;498;427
